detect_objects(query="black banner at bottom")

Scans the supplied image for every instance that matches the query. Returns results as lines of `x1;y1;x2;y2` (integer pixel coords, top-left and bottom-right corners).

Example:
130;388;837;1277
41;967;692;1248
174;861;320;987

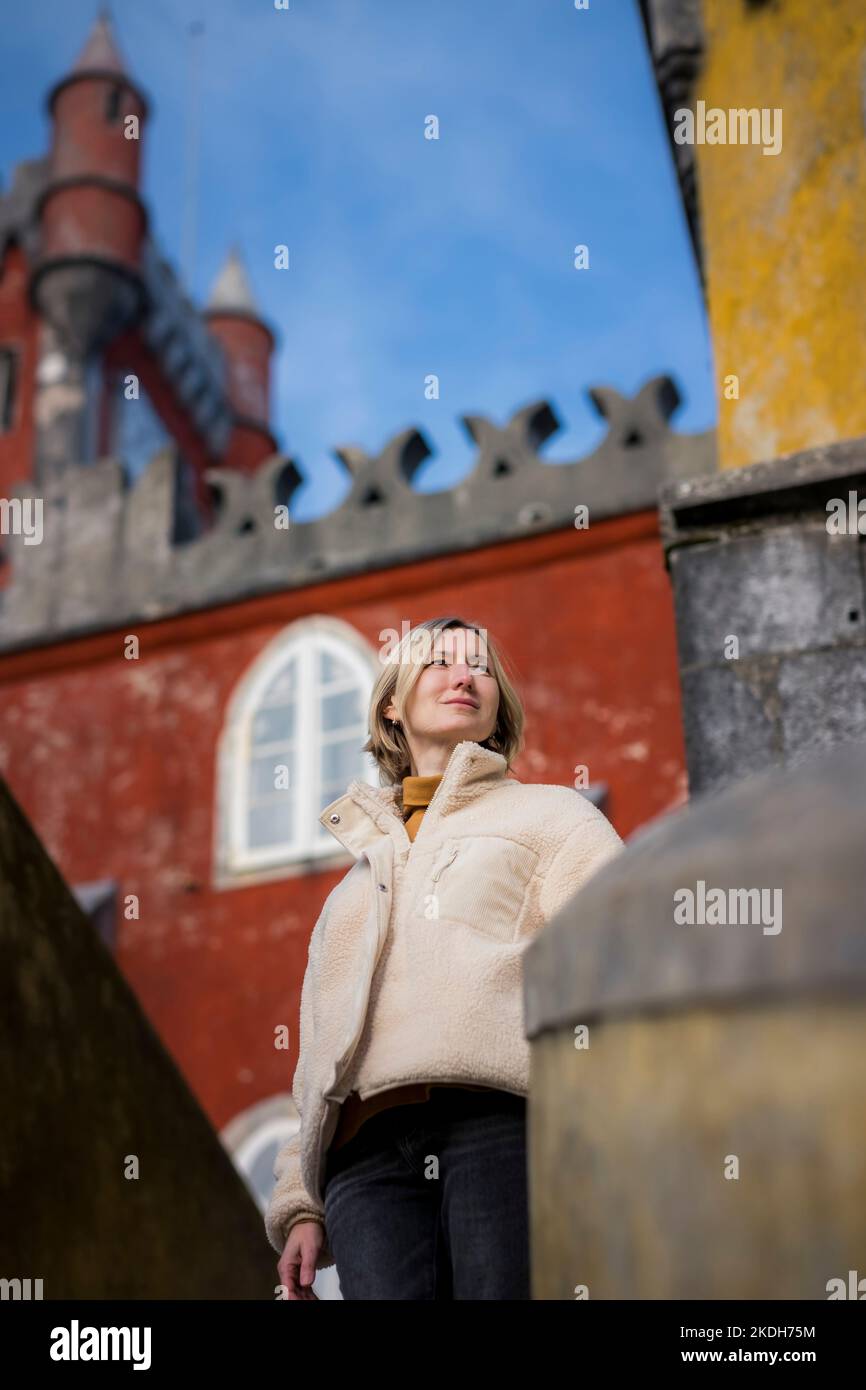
1;1297;862;1373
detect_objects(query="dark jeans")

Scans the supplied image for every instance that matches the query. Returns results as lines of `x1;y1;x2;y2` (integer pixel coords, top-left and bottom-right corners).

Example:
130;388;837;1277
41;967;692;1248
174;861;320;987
322;1086;530;1300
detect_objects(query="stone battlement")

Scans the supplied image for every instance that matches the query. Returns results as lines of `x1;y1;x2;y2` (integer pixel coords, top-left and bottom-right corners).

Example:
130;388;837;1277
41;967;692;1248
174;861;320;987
0;374;714;652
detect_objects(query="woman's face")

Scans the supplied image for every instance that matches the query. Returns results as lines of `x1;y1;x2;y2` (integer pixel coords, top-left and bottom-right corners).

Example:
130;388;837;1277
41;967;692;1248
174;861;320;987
387;626;499;747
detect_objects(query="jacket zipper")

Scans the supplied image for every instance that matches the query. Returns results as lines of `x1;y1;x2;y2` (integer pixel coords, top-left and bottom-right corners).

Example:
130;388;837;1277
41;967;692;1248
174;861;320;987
431;846;458;882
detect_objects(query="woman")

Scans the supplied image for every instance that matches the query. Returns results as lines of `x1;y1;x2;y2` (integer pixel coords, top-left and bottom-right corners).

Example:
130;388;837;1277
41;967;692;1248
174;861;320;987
266;615;623;1299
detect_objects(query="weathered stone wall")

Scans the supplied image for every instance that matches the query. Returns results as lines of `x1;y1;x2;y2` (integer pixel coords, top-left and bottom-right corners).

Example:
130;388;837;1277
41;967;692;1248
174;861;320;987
644;0;866;469
523;740;866;1299
0;775;276;1298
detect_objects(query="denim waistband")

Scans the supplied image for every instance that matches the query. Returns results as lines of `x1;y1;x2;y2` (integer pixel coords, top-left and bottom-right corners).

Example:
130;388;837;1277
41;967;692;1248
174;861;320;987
324;1085;527;1183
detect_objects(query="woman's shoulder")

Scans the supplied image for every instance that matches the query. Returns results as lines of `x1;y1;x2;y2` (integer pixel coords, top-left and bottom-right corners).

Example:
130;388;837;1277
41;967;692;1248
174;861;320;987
495;775;616;839
501;773;603;812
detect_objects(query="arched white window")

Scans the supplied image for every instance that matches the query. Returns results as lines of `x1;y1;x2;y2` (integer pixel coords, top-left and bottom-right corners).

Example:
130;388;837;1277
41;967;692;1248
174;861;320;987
215;617;380;880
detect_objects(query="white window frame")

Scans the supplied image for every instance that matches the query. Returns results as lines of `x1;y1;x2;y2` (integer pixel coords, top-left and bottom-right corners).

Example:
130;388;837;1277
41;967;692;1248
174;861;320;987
214;616;380;885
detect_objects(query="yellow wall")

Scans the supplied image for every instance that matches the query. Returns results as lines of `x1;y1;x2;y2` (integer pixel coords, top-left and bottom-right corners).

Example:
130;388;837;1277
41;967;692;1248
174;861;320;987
696;0;866;469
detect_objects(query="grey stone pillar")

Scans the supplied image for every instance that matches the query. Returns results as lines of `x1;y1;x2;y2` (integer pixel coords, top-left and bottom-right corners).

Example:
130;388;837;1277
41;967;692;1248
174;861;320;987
660;437;866;797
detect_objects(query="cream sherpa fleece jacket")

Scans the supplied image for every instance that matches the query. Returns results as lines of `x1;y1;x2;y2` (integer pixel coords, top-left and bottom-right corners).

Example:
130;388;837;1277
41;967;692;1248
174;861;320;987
265;740;624;1269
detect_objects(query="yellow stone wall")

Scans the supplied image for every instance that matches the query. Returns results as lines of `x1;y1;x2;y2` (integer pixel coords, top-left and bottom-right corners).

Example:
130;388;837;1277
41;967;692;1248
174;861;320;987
695;0;866;469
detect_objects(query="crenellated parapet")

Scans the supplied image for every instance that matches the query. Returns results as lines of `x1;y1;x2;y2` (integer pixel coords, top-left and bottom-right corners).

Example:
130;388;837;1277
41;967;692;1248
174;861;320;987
0;375;715;652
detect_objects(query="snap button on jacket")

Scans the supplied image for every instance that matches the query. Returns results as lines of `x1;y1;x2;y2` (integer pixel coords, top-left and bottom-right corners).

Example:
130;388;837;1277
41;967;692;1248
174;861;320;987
265;740;624;1267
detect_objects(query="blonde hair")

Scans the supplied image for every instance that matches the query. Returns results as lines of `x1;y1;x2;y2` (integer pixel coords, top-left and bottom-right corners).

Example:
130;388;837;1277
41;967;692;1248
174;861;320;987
362;615;524;786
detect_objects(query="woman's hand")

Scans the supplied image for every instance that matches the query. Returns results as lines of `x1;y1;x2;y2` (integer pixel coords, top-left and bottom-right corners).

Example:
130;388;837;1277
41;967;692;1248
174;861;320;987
278;1221;324;1300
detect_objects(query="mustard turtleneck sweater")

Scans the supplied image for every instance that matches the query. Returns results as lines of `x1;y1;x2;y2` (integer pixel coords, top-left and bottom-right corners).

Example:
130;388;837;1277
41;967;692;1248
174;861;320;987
328;770;492;1153
401;770;444;843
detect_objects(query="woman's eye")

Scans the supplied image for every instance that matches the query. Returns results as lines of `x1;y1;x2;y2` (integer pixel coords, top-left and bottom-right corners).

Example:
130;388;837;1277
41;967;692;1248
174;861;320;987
426;657;489;671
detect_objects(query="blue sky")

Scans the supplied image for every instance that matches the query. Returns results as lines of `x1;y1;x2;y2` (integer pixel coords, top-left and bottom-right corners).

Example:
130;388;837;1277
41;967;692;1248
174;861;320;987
0;0;714;520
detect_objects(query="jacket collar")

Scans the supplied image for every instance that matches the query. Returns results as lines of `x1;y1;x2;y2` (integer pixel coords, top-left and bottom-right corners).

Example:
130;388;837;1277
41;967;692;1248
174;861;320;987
319;740;510;857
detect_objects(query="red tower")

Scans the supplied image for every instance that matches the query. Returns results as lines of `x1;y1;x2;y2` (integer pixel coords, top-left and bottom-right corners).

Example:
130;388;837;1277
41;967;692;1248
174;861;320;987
25;12;149;482
204;246;278;475
33;11;148;356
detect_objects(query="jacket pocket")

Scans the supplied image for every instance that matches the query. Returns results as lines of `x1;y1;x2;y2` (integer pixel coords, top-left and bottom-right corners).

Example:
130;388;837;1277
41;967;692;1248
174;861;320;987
413;836;539;944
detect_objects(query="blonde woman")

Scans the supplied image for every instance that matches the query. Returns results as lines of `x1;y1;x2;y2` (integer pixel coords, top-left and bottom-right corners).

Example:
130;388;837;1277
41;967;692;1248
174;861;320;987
266;615;623;1299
